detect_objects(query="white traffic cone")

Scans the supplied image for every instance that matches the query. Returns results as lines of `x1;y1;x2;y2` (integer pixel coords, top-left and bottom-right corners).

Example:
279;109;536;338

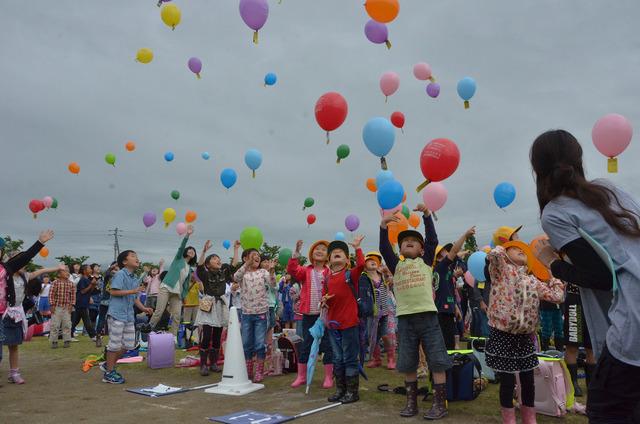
205;306;264;396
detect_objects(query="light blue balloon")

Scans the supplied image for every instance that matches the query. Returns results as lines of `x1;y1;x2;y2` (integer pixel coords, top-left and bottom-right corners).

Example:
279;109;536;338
467;251;487;281
264;72;277;86
244;149;263;171
223;240;231;250
335;232;346;242
376;169;394;189
164;151;174;162
490;240;495;248
457;77;477;101
363;117;395;158
493;182;516;209
201;152;210;160
220;168;238;189
377;179;404;210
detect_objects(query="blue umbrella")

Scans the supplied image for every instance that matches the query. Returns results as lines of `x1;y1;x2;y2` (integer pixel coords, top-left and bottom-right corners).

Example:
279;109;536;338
328;320;368;381
305;317;325;394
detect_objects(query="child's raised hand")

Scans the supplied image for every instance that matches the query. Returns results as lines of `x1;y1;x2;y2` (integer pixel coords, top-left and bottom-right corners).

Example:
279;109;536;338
234;240;242;250
295;240;303;253
380;213;400;229
38;229;54;244
350;235;365;249
413;204;431;216
203;240;212;252
464;226;476;238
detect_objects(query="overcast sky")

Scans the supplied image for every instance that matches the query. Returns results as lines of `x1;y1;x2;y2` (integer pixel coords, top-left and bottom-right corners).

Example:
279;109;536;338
3;0;640;266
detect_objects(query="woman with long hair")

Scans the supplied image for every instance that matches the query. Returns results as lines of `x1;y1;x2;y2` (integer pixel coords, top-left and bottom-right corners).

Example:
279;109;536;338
530;129;640;423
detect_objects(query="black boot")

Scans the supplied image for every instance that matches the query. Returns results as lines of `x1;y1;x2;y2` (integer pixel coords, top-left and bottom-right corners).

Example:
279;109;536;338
199;349;210;376
340;375;360;404
209;349;221;373
423;383;448;420
400;381;419;417
328;372;346;402
541;337;550;352
567;363;582;397
554;337;565;352
585;363;596;391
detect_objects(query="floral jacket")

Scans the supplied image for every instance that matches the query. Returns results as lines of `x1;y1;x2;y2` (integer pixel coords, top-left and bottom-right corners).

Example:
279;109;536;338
488;246;565;334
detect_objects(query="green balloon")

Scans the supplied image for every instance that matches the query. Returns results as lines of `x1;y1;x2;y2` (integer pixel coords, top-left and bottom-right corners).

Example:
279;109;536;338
303;197;315;209
171;190;180;200
51;198;58;209
105;153;116;166
336;144;350;163
278;248;292;267
402;204;410;219
240;226;264;250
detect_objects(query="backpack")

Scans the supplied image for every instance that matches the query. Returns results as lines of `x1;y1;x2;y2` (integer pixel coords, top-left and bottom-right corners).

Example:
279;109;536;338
277;335;301;373
323;270;367;316
357;272;378;318
445;351;483;402
516;356;575;417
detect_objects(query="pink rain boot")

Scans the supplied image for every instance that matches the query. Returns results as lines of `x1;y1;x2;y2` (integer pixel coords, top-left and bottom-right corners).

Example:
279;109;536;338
290;363;307;388
520;406;537;424
366;345;382;368
254;360;265;383
501;408;516;424
383;335;397;370
245;359;254;381
322;364;334;389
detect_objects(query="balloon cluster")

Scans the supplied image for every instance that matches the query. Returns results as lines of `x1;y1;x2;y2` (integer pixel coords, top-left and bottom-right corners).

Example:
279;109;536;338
363;0;399;49
28;196;58;219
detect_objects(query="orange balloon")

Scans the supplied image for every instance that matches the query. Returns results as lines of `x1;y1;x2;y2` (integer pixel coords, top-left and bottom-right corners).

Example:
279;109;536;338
185;210;197;223
408;213;420;228
365;0;400;23
366;178;377;193
125;141;136;152
387;212;409;245
39;247;49;258
68;162;80;174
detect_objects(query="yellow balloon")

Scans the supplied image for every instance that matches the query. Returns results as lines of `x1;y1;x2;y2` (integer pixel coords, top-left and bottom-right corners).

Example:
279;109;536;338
161;4;181;30
136;48;153;64
163;207;176;228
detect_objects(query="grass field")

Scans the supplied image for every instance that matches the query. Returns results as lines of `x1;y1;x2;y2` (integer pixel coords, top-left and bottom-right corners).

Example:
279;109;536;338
0;335;589;423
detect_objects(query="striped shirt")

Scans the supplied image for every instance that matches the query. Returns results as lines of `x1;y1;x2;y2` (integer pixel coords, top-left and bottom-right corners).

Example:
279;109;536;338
49;279;76;308
309;269;323;315
374;279;390;316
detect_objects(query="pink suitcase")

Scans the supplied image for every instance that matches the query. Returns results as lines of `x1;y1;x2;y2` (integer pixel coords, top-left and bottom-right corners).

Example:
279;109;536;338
147;332;175;369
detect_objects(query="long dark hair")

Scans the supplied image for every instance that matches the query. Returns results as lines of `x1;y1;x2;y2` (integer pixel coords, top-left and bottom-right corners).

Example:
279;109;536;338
530;129;640;237
183;246;197;266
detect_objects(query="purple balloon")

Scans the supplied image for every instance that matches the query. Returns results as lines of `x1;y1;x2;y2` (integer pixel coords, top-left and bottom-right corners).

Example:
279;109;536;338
143;212;157;228
426;82;440;98
188;57;202;75
239;0;269;31
345;214;360;232
364;20;388;44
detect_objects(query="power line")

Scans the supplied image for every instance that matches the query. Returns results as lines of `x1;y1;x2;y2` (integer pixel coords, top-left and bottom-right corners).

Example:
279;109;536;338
107;227;122;262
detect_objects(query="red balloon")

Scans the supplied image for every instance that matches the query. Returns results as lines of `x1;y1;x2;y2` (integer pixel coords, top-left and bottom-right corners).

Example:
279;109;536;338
390;111;405;129
28;199;45;217
314;92;348;134
306;214;317;226
419;138;460;182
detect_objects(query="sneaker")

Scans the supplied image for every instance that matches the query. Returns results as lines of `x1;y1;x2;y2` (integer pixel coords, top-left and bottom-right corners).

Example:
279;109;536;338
51;342;58;349
71;338;79;342
63;341;71;348
8;372;25;385
102;370;125;384
99;362;108;373
90;336;97;342
95;336;102;348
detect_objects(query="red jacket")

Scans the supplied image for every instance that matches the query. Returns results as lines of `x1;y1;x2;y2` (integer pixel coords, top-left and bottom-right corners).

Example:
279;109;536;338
323;249;365;330
287;259;329;315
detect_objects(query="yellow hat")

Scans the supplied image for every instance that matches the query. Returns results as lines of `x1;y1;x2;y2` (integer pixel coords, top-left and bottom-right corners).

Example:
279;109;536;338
308;240;329;263
502;240;550;281
365;251;382;266
435;243;453;259
492;225;523;247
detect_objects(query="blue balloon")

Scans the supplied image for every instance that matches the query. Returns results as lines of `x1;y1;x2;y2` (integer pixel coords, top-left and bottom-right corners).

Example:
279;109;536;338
376;169;394;188
244;149;263;171
220;168;238;189
264;72;277;86
457;77;477;101
493;182;516;209
467;251;487;281
377;180;404;210
363;117;395;158
335;232;346;242
164;151;174;162
223;240;231;250
201;152;210;160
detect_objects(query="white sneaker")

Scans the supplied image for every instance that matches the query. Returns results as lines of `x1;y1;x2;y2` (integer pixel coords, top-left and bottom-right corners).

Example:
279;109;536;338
71;338;79;342
90;337;97;341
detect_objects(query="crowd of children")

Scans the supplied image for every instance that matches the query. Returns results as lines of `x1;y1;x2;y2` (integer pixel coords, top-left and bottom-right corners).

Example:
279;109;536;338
3;161;636;423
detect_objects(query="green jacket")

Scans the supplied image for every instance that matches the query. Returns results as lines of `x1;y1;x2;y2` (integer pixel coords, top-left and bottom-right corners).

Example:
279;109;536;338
162;236;193;299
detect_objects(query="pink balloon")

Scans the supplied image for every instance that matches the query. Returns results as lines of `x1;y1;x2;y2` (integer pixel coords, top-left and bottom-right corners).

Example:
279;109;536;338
464;271;475;287
176;222;187;235
413;62;432;81
422;182;448;212
42;196;53;208
592;113;633;157
379;71;400;99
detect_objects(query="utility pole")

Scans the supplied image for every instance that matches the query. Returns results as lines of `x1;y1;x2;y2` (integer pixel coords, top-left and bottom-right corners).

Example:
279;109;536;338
108;227;121;262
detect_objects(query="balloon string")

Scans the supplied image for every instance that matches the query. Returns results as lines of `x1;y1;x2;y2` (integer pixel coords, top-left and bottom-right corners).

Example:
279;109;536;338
429;76;435;83
400;128;404;134
196;73;201;79
336;158;341;164
432;212;439;221
385;96;388;103
416;179;430;193
464;100;470;109
385;40;392;49
252;170;256;178
33;214;37;220
380;157;388;170
172;25;175;31
253;30;258;44
326;131;330;145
